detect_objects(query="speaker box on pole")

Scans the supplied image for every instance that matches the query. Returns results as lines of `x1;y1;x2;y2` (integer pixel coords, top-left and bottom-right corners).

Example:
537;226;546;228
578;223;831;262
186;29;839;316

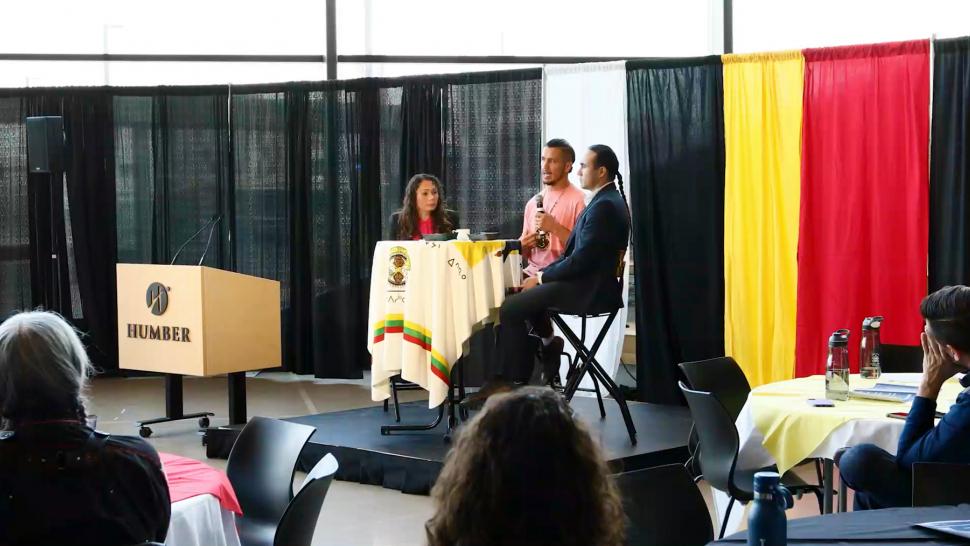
26;116;64;174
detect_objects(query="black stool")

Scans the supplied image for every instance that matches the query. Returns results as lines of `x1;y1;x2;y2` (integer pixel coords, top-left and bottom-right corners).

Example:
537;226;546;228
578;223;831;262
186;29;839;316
382;375;424;423
550;305;637;445
556;316;606;418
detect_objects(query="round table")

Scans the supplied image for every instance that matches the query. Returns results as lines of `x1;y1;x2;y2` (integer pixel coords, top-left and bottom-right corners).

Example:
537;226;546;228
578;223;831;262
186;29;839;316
716;373;965;533
367;239;521;408
714;504;970;545
161;452;242;546
736;373;964;473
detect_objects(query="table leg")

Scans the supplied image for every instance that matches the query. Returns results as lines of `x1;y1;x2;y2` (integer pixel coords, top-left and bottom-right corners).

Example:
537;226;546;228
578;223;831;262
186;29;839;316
824;458;834;514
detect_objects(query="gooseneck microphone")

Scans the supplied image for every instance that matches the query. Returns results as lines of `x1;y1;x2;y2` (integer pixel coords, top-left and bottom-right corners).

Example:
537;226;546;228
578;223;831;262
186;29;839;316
169;215;220;265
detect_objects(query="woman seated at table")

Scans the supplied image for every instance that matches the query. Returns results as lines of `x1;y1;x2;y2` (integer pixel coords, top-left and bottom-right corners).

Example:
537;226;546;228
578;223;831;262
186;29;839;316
0;311;171;546
387;173;460;240
426;387;624;546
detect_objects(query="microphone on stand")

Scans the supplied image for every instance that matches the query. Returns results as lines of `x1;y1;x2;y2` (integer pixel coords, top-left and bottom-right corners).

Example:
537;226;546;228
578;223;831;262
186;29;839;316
197;215;224;266
170;215;217;265
535;193;549;250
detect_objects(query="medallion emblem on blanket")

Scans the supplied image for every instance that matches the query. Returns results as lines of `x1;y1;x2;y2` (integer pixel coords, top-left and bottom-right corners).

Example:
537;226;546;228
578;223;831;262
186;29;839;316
388;246;411;287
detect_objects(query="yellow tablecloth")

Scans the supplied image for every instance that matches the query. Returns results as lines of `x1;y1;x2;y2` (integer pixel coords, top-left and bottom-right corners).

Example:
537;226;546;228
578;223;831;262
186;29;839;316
367;239;521;407
750;374;965;473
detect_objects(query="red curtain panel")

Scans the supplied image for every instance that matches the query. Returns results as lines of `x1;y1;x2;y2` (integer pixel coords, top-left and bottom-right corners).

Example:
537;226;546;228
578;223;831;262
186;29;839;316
796;40;929;377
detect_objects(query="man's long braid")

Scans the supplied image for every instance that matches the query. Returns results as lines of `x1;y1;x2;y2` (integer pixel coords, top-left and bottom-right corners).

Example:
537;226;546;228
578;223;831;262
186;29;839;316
615;172;629;216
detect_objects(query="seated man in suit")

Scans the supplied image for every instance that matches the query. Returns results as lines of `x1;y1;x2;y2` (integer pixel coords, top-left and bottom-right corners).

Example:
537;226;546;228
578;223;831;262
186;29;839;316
467;144;630;406
838;285;970;509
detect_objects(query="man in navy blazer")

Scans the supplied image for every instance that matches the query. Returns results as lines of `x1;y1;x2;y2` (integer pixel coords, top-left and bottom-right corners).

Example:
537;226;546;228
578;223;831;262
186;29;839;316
467;144;630;406
838;285;970;509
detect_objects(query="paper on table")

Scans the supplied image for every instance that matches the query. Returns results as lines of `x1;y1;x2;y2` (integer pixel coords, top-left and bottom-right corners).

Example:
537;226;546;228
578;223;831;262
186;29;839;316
917;520;970;539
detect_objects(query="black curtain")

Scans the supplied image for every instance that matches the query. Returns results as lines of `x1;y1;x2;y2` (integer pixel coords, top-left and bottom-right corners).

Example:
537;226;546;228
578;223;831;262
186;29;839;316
231;90;293;373
446;69;542;237
61;95;118;369
292;84;386;377
114;91;231;269
23;97;73;320
232;82;393;378
627;57;726;405
114;96;155;265
1;68;540;379
399;80;445;196
18;93;118;369
0;98;31;318
930;37;970;290
285;88;315;376
378;87;404;236
158;95;231;267
112;81;398;379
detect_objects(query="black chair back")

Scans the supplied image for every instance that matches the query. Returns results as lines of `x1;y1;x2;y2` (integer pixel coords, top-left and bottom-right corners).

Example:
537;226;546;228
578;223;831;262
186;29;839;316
679;381;742;497
880;344;923;373
274;454;339;546
679;356;751;421
913;462;970;507
614;464;714;546
226;416;316;525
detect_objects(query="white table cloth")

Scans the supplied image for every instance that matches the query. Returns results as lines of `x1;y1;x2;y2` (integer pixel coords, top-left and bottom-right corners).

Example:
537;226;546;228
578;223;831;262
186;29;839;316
716;373;945;533
368;239;521;407
734;373;930;472
166;493;240;546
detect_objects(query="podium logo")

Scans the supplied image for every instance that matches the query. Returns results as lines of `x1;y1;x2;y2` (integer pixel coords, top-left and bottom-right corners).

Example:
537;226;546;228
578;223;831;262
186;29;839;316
146;282;169;316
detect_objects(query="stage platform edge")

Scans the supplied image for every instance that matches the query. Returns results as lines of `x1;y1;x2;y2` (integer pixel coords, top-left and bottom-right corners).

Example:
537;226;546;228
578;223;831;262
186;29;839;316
287;396;691;495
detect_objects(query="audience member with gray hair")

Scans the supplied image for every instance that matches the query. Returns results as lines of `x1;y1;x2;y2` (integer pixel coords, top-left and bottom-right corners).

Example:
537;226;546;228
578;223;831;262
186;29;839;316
0;311;171;546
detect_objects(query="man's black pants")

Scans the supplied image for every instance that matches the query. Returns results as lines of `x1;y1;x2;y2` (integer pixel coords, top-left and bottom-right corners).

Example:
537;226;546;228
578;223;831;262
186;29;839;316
496;281;577;382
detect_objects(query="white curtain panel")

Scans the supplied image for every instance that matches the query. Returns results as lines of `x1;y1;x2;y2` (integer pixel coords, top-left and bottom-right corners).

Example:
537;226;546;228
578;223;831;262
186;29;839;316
542;61;630;389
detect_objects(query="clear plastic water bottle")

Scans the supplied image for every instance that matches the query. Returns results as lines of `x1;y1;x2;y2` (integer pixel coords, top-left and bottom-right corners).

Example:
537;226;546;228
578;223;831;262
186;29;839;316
826;329;850;401
859;316;884;379
748;471;793;546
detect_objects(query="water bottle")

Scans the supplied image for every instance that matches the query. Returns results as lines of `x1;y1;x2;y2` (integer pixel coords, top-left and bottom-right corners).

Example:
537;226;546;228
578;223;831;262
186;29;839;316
825;329;850;401
748;471;793;546
859;316;884;379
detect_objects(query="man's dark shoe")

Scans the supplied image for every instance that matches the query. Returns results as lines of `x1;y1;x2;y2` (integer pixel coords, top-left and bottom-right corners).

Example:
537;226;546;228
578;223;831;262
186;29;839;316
460;380;514;411
541;336;565;388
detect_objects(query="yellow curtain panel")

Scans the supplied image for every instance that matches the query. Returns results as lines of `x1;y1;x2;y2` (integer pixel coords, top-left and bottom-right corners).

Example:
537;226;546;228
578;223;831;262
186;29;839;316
722;51;804;387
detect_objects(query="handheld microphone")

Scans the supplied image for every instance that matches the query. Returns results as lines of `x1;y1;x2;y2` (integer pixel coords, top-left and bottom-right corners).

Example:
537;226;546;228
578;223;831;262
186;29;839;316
535;193;549;250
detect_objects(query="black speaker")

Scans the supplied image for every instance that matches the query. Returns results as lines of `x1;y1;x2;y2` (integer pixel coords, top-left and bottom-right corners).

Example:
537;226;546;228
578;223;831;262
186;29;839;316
26;116;64;174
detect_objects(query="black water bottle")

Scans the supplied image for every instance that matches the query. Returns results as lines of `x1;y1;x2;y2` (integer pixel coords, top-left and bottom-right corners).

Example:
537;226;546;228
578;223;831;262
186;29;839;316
748;471;793;546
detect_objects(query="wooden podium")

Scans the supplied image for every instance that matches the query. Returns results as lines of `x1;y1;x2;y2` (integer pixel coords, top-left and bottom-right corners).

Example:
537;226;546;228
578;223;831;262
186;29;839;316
117;264;281;436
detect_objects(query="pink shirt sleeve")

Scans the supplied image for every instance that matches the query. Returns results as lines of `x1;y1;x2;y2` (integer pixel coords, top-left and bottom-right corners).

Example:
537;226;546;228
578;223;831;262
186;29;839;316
521;197;536;259
521;197;535;237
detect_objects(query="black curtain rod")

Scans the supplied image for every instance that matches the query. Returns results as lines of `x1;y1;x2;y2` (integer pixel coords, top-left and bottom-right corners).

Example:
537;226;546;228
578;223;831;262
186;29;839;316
0;53;648;64
339;55;643;64
0;53;326;62
0;67;545;96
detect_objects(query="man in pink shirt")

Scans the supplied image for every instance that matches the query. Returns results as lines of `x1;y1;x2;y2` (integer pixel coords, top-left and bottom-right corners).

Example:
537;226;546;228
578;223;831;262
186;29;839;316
520;139;587;278
513;139;586;386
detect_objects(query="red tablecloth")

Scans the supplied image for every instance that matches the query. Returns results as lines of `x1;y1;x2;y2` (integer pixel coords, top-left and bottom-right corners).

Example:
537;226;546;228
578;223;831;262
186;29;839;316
160;452;243;515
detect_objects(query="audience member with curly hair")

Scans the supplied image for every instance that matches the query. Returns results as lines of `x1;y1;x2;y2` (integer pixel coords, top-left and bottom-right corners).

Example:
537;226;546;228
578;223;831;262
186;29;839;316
427;387;624;546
